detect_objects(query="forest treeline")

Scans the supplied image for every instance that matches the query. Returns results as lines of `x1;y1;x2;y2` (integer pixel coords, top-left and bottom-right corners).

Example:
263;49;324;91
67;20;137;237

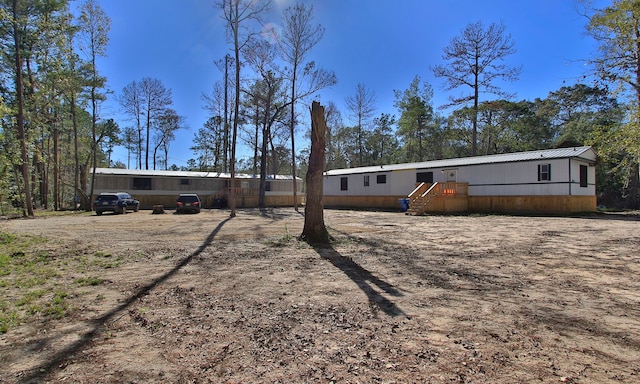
1;0;639;216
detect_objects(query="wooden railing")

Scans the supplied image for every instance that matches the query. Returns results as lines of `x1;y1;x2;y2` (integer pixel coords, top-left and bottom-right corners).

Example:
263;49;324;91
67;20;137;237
421;182;440;198
406;182;468;215
440;182;468;196
408;182;428;205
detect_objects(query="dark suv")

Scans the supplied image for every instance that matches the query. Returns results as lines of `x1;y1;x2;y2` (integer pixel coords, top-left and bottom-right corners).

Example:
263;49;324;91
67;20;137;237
176;193;201;213
93;192;140;215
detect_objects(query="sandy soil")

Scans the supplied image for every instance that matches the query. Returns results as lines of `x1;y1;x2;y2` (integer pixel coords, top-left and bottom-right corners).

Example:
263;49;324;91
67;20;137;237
1;208;639;383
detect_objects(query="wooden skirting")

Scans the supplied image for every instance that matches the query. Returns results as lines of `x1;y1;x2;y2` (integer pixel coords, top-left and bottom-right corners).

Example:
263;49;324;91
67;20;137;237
133;194;305;210
421;196;469;213
324;195;409;210
324;194;597;214
468;195;596;214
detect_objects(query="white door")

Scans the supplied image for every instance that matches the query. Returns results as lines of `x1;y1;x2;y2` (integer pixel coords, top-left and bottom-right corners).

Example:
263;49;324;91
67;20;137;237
445;169;457;182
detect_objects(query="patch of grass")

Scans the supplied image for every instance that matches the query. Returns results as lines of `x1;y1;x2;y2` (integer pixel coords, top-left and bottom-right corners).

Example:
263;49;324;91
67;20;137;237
131;251;147;261
0;232;16;244
284;224;292;241
0;254;11;276
98;259;121;269
44;291;69;319
16;289;46;307
26;304;42;315
92;251;122;268
33;210;90;218
75;276;104;286
14;276;48;288
0;301;19;333
0;230;127;333
267;224;297;247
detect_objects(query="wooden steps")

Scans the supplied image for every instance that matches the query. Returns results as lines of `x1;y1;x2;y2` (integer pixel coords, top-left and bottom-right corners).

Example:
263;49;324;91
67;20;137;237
405;182;438;216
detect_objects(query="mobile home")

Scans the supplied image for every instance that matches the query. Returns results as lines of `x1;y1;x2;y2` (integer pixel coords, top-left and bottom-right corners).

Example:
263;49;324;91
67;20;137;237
90;168;304;209
323;146;597;214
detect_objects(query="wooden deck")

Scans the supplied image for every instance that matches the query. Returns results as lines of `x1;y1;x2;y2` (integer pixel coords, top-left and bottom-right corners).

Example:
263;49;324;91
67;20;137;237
406;182;469;215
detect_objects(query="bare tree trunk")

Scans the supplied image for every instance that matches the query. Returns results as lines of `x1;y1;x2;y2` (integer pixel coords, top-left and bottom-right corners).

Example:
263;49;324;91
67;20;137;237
79;167;89;210
229;43;239;217
145;103;151;170
224;54;230;173
12;0;34;218
53;108;60;210
228;5;243;218
253;104;259;175
301;101;329;244
258;123;268;208
71;94;81;210
290;71;298;211
472;56;479;156
88;84;98;211
629;162;639;209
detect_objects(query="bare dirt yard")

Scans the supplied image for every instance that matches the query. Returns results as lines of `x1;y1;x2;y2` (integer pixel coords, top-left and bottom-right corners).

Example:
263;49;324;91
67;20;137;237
1;207;639;383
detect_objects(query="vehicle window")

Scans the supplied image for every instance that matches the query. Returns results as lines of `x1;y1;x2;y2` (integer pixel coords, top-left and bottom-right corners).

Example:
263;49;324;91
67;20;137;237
97;195;117;202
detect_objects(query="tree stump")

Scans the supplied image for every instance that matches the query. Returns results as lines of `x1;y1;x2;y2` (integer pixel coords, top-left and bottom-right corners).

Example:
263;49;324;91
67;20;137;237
152;205;165;214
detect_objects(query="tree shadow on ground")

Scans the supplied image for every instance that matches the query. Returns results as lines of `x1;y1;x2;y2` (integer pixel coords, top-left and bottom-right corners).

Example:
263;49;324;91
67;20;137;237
19;217;232;384
311;243;406;318
257;207;305;219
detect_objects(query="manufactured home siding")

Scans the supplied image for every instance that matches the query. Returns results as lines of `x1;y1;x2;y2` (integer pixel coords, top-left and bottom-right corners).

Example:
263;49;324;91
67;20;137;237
91;168;304;209
324;170;415;196
569;159;596;196
322;147;597;213
464;158;567;196
92;175;131;191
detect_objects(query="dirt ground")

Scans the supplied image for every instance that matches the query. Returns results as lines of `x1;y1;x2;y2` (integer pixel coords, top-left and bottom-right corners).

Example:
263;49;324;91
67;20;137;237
1;207;639;383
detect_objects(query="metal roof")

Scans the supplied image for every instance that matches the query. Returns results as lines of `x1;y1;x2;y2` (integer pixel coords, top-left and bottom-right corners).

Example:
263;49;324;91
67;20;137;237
92;168;300;180
324;146;596;176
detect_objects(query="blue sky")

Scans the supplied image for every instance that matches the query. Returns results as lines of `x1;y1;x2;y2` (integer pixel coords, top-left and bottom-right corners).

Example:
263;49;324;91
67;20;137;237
91;0;602;168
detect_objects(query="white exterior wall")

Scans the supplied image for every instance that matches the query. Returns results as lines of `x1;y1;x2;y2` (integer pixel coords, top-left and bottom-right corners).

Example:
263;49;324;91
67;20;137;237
324;158;596;197
462;158;595;196
569;158;597;196
323;170;416;196
465;159;562;196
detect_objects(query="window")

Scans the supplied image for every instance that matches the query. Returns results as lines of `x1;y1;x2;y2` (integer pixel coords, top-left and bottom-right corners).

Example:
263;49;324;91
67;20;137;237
417;172;433;183
376;174;387;184
340;177;348;191
364;175;370;187
132;177;152;190
580;165;588;187
538;164;551;181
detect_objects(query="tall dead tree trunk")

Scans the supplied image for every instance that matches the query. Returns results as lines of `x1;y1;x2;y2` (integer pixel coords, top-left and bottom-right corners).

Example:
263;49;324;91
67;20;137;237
300;101;329;244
